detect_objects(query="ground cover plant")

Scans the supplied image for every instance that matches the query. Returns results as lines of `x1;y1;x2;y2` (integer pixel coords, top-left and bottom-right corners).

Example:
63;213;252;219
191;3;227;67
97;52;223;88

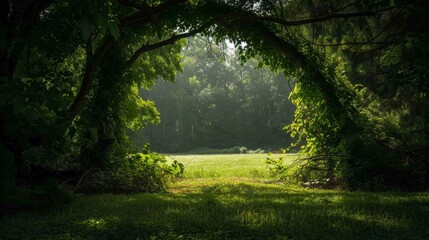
2;154;429;240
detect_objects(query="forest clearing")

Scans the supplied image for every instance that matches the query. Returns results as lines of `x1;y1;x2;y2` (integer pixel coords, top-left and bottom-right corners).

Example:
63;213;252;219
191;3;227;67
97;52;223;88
2;154;429;240
2;1;429;239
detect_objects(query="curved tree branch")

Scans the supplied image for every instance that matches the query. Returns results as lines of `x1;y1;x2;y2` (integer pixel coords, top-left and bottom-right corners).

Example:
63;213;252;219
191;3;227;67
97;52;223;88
124;17;220;70
65;0;187;121
258;26;360;132
64;0;397;124
120;0;186;27
233;7;396;27
66;35;115;120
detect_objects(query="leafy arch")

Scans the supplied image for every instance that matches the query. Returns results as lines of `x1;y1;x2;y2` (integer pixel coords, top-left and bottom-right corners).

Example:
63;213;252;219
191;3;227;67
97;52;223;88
1;0;426;192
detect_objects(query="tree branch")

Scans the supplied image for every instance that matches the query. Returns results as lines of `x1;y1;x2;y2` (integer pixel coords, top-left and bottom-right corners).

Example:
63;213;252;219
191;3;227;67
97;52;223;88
120;0;186;27
124;18;218;70
117;0;151;12
65;0;187;121
67;35;115;119
259;27;360;132
234;7;396;27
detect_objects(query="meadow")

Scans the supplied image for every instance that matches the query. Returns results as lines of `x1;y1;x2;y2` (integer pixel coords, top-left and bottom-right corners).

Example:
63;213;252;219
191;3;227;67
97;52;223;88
165;153;295;179
1;154;429;240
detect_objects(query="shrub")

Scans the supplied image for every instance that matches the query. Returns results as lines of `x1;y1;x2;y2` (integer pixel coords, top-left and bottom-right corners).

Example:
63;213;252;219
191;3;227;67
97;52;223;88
239;146;248;153
265;153;337;189
186;146;249;154
78;146;184;194
248;148;265;154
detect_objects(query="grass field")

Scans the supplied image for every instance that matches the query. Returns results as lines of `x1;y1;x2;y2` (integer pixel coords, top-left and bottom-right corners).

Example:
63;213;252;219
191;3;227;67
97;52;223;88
165;153;295;179
1;154;429;240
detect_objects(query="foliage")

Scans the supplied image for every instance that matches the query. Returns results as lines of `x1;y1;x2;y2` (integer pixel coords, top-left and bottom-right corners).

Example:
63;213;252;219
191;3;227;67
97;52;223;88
254;2;429;190
78;145;184;194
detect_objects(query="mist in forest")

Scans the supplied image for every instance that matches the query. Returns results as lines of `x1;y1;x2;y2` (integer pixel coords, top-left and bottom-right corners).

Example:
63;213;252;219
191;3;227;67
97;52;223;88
132;38;296;153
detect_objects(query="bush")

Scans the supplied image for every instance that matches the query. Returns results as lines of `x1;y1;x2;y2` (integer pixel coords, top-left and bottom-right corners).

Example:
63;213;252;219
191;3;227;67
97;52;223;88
248;148;265;154
78;146;184;194
186;146;250;154
265;153;337;189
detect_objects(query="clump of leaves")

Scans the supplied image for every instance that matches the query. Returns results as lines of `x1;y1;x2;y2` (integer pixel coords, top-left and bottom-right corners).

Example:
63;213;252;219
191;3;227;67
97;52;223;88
265;147;339;189
78;145;184;194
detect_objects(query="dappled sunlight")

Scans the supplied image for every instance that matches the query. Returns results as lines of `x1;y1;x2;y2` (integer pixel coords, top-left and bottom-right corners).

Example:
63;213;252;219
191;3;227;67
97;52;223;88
79;217;114;231
2;178;428;239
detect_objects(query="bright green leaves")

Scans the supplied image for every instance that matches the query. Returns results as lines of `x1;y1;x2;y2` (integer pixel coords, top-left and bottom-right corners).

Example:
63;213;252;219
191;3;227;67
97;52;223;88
129;39;185;88
188;76;201;90
124;85;160;131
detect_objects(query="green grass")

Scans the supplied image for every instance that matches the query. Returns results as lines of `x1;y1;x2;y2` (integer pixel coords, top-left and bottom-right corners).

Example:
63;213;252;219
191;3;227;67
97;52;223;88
1;154;429;240
166;153;294;179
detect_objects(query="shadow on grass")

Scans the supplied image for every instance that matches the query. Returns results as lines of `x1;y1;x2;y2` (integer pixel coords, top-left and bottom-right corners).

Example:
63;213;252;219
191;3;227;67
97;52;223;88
1;182;429;240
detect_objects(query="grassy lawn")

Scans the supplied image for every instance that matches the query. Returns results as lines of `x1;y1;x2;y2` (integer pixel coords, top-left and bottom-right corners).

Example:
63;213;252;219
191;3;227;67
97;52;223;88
1;154;429;240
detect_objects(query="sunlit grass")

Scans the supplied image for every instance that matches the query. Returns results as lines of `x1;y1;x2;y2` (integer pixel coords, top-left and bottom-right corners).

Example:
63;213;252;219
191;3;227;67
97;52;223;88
166;153;296;179
2;180;429;239
1;154;429;239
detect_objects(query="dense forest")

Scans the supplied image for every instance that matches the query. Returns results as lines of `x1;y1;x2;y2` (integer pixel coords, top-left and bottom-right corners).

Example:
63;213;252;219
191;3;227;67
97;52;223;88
1;0;429;209
134;37;295;153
